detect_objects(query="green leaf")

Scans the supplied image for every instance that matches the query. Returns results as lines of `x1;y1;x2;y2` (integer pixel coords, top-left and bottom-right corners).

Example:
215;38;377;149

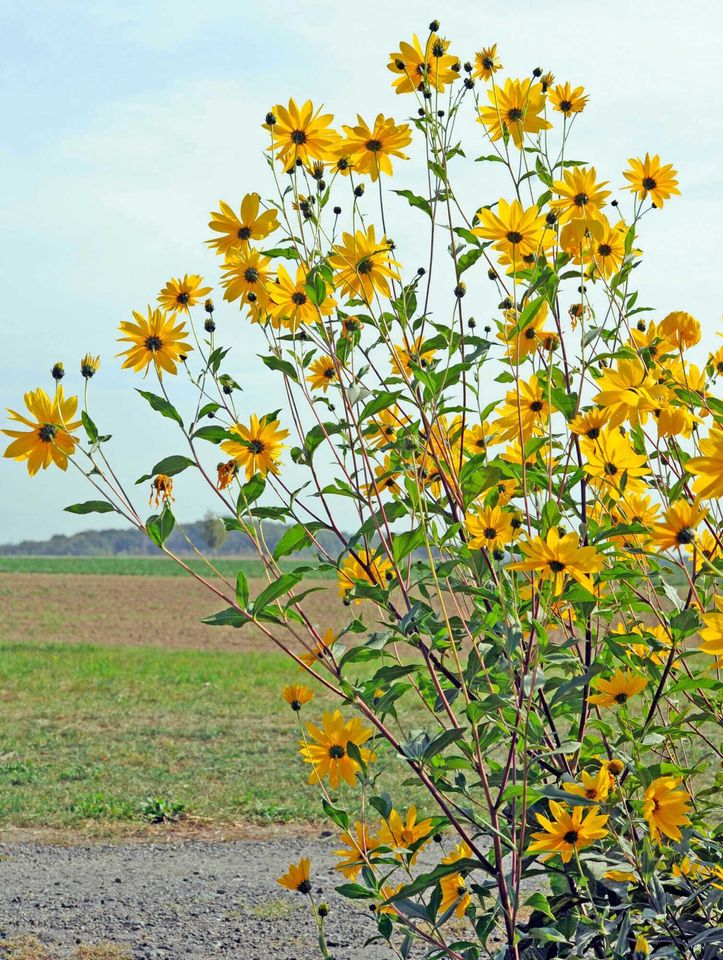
458;246;486;274
238;474;265;509
393;189;432;218
273;523;314;560
235;569;250;609
261;246;300;259
392;527;425;564
261;354;298;381
253;572;302;611
322;799;349;831
81;411;99;444
201;607;248;627
64;500;116;515
146;504;175;547
192;425;231;443
136;389;183;427
135;455;196;485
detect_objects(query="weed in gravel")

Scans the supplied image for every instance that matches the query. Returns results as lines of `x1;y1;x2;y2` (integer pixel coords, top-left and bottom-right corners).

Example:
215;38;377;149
0;937;52;960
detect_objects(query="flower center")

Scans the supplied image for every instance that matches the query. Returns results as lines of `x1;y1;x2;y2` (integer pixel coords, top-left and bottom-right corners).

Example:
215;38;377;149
328;744;346;759
585;789;596;799
676;527;695;545
290;129;307;145
324;367;335;379
483;527;497;540
614;692;629;704
598;243;612;257
549;560;566;573
145;336;163;352
297;879;312;894
642;176;657;191
506;230;524;244
176;291;190;304
573;192;589;207
249;439;265;454
357;258;374;275
529;400;544;412
507;107;524;122
365;138;382;153
604;462;618;476
559;99;572;112
524;328;537;340
291;291;308;306
238;226;252;239
38;423;58;443
482;56;494;69
244;267;259;283
563;830;579;845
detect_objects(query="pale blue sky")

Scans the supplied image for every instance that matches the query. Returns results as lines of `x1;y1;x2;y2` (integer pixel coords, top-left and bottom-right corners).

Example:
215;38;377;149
2;0;721;544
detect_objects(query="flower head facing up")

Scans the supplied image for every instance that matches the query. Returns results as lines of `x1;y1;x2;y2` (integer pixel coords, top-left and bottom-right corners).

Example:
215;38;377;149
329;226;400;302
652;499;707;551
338;549;394;602
307;355;338;392
377;806;434;863
528;801;609;863
581;427;650;501
550;166;611;224
588;669;648;708
333;822;379;879
478;78;551;148
387;34;459;95
472;44;502;81
3;387;82;475
117;307;192;377
268;264;334;331
390;336;437;378
659;310;700;350
549;82;588;115
624;153;680;208
474;198;547;264
149;474;174;508
80;354;101;379
300;709;375;788
300;627;336;667
264;98;338;170
277;858;312;894
220;414;289;480
221;248;273;311
563;766;611;802
282;683;314;711
207;195;279;256
157;274;212;314
335;114;412;180
643;776;691;843
510;528;603;596
466;505;514;553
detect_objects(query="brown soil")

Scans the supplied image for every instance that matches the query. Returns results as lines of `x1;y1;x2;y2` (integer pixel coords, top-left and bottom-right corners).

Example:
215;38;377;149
1;573;348;653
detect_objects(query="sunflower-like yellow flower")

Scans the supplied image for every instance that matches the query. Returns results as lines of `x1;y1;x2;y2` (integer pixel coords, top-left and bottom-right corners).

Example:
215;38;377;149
307;355;338;392
439;841;473;918
472;44;502;81
493;374;552;442
478;78;551;149
329;226;400;302
643;776;691;843
652;499;707;551
510;528;603;596
623;153;680;208
629;319;677;362
301;627;336;667
333;822;379;879
466;505;515;553
549;82;588;115
3;387;82;476
473;199;547;264
338;549;394;600
149;474;174;507
268;264;335;331
377;806;433;863
366;405;405;448
550;166;611;223
117;307;192;377
659;310;700;349
563;766;611;802
592;358;658;428
462;422;494;456
581;427;650;501
282;683;314;711
528;801;609;863
157;274;212;314
277;858;312;893
699;597;723;664
588;669;648;708
335;114;412;180
207;194;279;256
367;455;401;497
264;98;338;169
387;33;459;95
221;248;273;310
614;623;673;666
633;934;651;959
497;302;555;364
80;354;101;379
300;709;375;788
220;414;289;479
216;459;239;491
389;336;437;377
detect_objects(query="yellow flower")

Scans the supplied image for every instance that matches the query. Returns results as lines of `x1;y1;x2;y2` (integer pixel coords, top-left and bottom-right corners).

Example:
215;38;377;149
377;806;433;863
264;98;338;169
643;776;691;843
390;336;436;377
221;248;273;310
614;623;673;666
439;842;473;918
493;374;551;442
387;33;459;95
624;153;680;208
277;858;311;893
510;528;603;596
377;883;404;916
282;683;314;711
563;767;611;802
604;868;637;884
549;82;588;115
338;549;393;600
301;627;336;667
528;801;609;863
550;166;611;223
462;423;494;456
699;597;723;663
633;933;651;959
335;114;412;180
117;307;192;376
652;499;707;551
3;387;82;476
329;226;400;302
268;264;335;331
478;78;551;148
686;425;723;501
367;455;401;497
592;358;657;428
589;216;627;278
334;822;379;879
473;198;547;264
570;408;608;440
307;355;338;392
207;195;279;256
466;505;514;553
80;354;100;379
149;474;174;507
216;460;239;491
497;302;555;364
472;44;502;81
588;669;648;708
629;319;677;361
366;405;405;447
157;274;212;314
300;709;375;788
659;310;700;349
220;414;289;479
581;427;650;501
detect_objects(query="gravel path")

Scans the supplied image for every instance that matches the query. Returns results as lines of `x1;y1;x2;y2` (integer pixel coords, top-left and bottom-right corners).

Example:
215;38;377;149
0;834;405;959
